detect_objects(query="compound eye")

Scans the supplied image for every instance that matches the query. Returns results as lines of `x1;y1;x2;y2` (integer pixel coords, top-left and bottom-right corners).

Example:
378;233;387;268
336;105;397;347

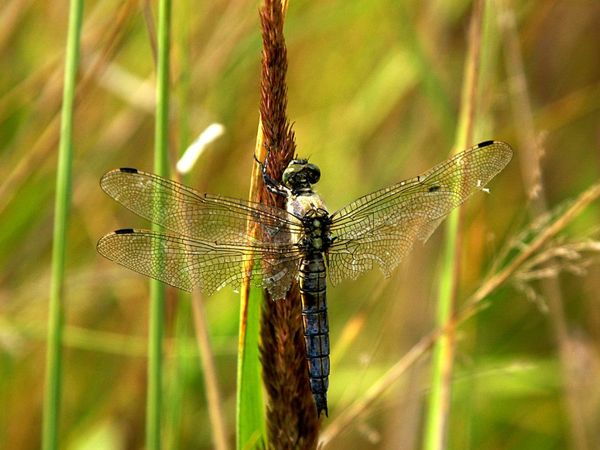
306;163;321;184
282;163;302;187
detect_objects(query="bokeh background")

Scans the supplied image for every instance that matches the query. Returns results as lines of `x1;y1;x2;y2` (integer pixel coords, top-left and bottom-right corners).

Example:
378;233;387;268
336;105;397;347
1;0;599;449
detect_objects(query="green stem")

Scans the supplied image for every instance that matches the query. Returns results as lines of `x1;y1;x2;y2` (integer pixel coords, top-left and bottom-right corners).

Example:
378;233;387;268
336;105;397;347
165;0;191;447
423;1;485;449
423;213;459;450
147;0;171;448
42;1;84;449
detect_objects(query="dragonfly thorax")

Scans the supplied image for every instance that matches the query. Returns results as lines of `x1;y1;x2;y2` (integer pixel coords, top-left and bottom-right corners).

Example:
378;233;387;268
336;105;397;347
298;207;333;254
283;185;333;254
282;159;321;194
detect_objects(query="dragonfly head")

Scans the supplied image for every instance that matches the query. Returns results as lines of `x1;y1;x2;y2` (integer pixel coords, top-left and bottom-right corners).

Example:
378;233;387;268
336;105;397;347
282;159;321;191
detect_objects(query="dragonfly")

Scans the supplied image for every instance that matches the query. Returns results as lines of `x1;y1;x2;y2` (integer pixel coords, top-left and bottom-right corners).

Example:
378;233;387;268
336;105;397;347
97;140;512;416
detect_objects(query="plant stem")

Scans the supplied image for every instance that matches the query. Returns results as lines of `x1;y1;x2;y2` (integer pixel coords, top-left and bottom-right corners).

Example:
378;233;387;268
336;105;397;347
42;1;84;449
147;0;171;448
193;293;230;450
423;1;485;449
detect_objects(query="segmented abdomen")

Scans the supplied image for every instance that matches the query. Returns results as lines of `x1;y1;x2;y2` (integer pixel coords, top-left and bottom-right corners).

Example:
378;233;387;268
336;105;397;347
299;254;330;417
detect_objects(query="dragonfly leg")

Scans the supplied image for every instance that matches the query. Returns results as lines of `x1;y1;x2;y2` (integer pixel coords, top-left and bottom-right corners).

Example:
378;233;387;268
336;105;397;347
254;152;289;197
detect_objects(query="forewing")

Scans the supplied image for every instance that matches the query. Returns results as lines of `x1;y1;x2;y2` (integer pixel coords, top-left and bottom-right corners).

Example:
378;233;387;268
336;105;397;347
327;141;512;285
97;228;302;299
100;168;301;245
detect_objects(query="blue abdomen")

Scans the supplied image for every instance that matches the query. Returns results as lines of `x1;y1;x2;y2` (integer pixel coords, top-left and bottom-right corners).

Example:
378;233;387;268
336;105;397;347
299;254;330;416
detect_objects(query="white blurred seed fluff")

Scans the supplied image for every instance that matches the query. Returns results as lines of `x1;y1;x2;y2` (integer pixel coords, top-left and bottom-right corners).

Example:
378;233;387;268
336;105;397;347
176;123;225;174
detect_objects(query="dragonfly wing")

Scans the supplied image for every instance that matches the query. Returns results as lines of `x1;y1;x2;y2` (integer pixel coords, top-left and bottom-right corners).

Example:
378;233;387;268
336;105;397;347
326;141;512;285
100;168;302;244
326;194;458;285
97;228;302;299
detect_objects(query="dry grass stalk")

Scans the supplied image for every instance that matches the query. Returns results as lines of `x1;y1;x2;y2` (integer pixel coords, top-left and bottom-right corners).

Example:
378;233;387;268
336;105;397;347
497;0;592;447
191;295;229;450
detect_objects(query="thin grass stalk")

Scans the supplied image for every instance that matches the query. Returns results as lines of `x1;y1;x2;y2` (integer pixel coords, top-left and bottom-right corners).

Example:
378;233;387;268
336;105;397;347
192;294;230;450
42;1;84;449
176;2;230;444
497;3;590;447
467;183;600;305
165;2;189;448
423;1;485;449
167;3;228;447
147;0;171;448
167;299;189;450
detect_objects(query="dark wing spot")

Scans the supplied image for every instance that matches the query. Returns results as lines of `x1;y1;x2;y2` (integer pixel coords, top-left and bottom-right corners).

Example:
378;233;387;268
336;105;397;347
478;140;494;148
428;185;441;193
119;167;138;173
115;228;135;234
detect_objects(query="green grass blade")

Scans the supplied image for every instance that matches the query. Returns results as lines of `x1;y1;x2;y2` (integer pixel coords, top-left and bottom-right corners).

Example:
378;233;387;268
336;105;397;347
164;0;191;447
423;213;459;450
42;1;84;449
147;282;166;450
165;294;191;450
423;1;486;449
147;0;171;448
236;286;265;450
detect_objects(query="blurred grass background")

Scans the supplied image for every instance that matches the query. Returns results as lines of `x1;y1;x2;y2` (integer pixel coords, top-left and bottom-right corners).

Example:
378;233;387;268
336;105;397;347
1;0;600;449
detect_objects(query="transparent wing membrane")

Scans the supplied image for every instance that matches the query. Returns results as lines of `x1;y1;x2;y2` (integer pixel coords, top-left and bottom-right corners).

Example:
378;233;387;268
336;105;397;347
98;141;511;294
97;228;301;298
327;141;512;285
100;168;302;244
98;168;303;298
